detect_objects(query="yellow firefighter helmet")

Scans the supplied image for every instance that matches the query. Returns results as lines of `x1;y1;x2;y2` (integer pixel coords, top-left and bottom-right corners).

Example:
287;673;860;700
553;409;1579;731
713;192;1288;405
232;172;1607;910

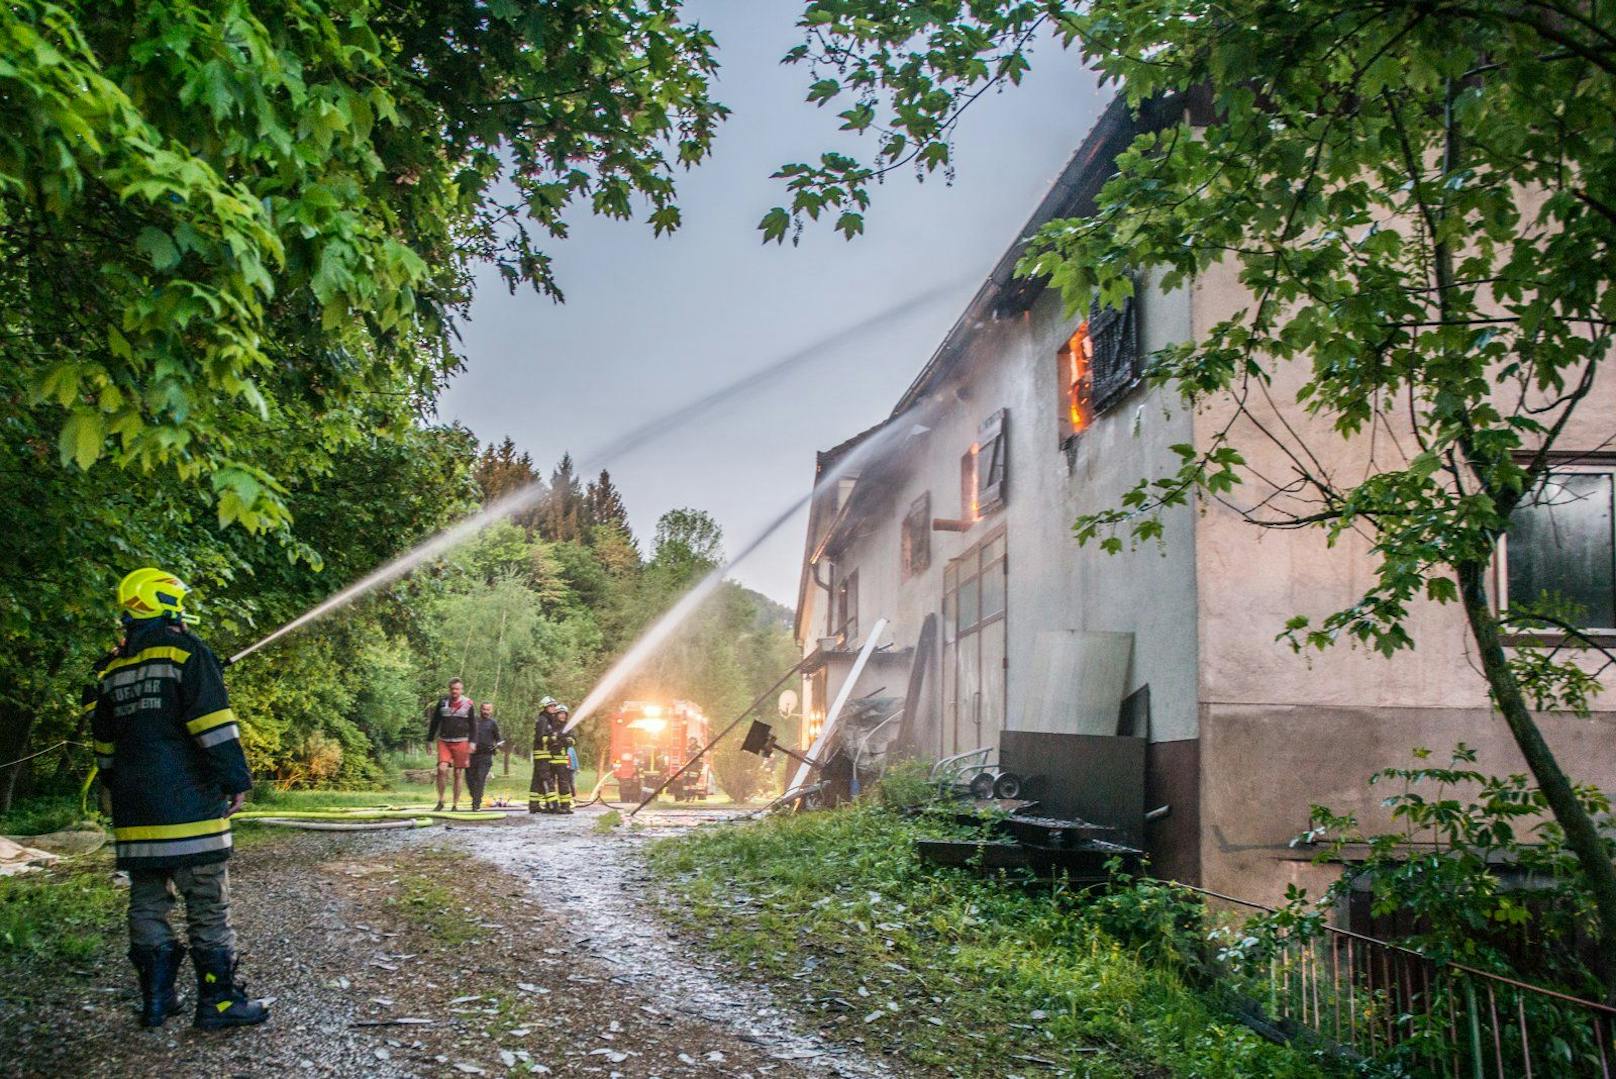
117;567;189;620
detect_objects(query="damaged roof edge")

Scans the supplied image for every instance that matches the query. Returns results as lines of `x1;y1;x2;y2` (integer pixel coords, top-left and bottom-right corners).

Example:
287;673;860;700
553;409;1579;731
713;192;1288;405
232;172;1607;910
889;92;1181;419
793;420;892;643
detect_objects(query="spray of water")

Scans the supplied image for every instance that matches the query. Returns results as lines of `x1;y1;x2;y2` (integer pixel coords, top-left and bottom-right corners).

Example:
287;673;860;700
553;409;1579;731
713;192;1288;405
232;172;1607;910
227;284;956;665
562;402;937;733
563;496;811;731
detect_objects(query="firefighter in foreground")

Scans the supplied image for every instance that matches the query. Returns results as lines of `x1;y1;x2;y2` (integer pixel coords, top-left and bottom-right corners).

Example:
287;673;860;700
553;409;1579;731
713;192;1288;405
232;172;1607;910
550;706;577;813
91;568;269;1030
528;696;561;812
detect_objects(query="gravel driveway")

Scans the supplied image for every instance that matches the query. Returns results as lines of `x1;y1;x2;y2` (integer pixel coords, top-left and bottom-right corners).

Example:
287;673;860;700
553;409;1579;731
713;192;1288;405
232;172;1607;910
0;805;904;1079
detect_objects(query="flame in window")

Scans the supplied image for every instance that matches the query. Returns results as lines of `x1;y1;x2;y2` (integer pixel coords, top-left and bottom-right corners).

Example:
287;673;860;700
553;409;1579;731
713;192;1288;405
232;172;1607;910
1066;322;1092;433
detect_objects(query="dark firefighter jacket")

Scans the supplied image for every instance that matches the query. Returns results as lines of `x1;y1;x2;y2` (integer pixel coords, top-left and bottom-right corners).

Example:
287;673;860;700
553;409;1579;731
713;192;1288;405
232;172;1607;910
470;715;502;758
533;717;569;765
547;727;575;768
89;617;252;871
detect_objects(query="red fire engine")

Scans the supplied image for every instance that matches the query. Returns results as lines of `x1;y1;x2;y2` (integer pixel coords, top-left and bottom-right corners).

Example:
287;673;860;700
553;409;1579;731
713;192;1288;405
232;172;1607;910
606;700;711;803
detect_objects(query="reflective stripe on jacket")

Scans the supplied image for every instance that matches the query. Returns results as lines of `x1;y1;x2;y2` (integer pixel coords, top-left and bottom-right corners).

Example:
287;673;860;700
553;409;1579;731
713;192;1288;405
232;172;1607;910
92;618;251;870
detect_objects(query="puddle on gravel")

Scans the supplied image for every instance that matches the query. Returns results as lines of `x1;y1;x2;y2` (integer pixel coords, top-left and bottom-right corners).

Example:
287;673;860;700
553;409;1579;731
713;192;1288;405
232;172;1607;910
425;807;897;1078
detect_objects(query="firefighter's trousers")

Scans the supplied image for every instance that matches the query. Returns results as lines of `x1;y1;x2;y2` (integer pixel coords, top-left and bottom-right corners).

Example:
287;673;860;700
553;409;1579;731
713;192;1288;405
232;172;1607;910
529;760;555;811
553;765;575;809
128;862;235;951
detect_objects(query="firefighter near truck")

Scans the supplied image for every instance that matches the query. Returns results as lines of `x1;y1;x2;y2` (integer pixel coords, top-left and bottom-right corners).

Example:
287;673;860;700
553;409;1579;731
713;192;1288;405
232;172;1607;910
607;700;711;804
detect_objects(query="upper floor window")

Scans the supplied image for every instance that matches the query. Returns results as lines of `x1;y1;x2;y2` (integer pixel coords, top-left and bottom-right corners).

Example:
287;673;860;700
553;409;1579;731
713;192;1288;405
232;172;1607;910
1058;322;1092;443
1504;468;1615;632
1090;294;1142;412
976;409;1008;516
901;493;932;580
1058;295;1141;447
835;569;860;645
956;410;1009;526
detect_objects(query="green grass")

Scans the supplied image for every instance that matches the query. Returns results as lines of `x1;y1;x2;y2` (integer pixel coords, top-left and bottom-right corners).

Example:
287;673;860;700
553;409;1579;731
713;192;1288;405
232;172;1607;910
0;864;123;965
649;804;1349;1079
0;794;100;837
248;764;598;811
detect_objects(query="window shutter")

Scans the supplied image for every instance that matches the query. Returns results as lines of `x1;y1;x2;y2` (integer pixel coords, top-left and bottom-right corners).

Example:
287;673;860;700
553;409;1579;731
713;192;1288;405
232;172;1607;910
902;492;932;579
977;409;1008;513
1088;294;1139;414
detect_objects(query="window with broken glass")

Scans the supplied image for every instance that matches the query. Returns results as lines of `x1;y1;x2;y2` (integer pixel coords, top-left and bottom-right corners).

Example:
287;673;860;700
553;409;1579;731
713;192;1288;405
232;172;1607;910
901;492;931;580
1503;467;1616;633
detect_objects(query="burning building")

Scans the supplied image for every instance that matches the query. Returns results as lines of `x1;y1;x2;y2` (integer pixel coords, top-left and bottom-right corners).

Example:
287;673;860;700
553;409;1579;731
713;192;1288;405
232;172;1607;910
792;96;1616;906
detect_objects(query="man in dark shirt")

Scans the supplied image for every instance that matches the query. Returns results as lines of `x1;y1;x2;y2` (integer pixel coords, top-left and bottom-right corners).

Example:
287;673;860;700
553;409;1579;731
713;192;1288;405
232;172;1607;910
425;678;477;811
467;702;503;811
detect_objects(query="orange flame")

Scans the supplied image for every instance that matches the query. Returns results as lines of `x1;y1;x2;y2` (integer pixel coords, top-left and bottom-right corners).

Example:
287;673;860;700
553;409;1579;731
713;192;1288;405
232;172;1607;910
1066;322;1091;433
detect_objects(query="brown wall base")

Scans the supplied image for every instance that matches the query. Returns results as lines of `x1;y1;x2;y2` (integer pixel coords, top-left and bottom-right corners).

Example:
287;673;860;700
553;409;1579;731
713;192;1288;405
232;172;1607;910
1145;737;1201;884
1198;703;1616;907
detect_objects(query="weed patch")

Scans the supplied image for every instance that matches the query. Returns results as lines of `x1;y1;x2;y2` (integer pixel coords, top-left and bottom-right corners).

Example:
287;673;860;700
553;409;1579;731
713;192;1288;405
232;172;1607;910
384;847;483;949
650;805;1344;1078
0;865;123;965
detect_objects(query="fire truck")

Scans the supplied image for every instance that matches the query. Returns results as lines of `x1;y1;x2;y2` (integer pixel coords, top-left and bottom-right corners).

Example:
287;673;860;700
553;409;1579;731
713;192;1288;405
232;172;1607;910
606;700;712;803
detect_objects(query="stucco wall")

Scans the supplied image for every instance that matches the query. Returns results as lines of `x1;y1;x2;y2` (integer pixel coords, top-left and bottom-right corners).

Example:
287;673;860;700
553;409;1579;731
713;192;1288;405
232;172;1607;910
1186;255;1616;901
810;269;1201;760
1011;276;1200;744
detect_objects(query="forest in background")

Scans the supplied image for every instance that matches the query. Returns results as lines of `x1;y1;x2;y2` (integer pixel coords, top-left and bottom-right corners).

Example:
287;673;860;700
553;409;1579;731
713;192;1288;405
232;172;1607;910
5;432;797;807
0;1;773;811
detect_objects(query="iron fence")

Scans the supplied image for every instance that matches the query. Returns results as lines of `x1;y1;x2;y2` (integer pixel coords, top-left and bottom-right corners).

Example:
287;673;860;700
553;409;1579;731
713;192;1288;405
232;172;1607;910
1178;883;1616;1076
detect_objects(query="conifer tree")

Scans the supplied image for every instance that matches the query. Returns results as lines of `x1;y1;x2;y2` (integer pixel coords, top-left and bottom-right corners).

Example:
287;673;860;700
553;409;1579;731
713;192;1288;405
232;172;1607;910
586;469;633;542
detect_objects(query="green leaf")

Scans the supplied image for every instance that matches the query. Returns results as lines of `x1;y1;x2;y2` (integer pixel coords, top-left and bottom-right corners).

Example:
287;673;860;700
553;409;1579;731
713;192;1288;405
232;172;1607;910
58;409;105;470
759;206;790;244
136;227;180;272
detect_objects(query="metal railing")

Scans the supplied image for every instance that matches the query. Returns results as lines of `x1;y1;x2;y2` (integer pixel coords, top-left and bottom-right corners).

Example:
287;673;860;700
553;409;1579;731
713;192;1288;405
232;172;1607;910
1178;883;1616;1076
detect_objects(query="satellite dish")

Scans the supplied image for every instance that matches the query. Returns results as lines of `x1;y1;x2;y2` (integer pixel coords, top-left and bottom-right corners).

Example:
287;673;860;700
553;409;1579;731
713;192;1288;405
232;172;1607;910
777;689;799;718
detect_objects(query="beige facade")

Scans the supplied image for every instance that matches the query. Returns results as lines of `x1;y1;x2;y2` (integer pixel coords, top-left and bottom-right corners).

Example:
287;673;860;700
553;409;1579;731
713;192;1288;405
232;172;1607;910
794;98;1616;906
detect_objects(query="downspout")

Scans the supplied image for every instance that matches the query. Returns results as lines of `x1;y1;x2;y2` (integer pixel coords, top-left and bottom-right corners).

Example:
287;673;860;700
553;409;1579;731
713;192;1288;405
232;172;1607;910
815;559;835;640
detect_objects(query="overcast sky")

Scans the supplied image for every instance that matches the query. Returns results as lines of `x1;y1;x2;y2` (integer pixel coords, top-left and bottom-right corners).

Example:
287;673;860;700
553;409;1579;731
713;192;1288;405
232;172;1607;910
439;2;1106;605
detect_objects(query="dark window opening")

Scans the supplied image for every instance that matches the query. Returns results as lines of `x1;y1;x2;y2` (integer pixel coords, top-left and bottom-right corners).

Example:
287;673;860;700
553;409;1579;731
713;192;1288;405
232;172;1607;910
835;569;860;645
901;493;932;580
1506;470;1616;631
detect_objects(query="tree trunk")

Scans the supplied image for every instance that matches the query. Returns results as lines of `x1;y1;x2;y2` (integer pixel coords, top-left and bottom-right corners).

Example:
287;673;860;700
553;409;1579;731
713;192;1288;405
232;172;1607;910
1458;559;1616;987
0;711;35;814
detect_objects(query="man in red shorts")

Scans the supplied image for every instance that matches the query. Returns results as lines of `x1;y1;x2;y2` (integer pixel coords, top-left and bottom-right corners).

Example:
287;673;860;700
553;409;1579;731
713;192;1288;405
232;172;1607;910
426;678;477;811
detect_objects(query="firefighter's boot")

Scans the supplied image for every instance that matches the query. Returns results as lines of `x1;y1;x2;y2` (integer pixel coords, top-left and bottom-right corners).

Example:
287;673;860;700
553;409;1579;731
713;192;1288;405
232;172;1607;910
130;941;186;1028
192;947;270;1029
